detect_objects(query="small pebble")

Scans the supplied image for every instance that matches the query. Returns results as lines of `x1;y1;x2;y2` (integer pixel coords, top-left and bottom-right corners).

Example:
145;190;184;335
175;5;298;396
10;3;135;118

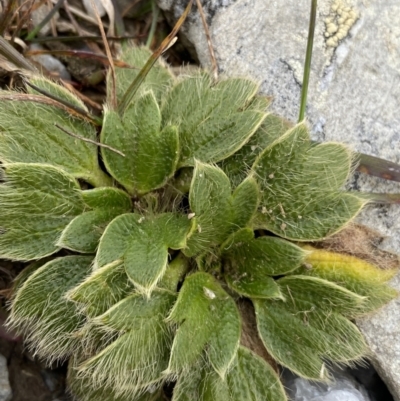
0;354;12;401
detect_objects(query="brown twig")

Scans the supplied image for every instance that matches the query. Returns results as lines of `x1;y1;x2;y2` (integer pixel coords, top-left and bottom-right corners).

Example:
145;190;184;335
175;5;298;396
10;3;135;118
195;0;218;81
0;0;18;35
63;0;101;54
90;0;116;109
25;81;102;125
54;123;125;157
10;0;36;43
118;0;194;115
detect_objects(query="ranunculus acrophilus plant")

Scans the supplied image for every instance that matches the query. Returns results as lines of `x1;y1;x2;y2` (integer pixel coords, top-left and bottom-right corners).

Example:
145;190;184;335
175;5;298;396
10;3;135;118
2;46;397;401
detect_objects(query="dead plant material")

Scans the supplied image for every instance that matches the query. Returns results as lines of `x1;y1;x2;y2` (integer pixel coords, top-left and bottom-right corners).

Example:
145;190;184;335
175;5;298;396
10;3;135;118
314;223;400;271
237;298;278;372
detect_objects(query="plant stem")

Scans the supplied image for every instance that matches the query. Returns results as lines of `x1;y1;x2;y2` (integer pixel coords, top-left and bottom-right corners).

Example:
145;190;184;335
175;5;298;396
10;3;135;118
298;0;317;122
118;0;193;115
161;253;190;292
86;168;114;188
146;0;159;48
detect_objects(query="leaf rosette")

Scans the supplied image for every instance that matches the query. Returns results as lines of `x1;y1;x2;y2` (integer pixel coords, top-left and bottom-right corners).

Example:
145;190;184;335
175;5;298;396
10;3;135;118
2;45;396;401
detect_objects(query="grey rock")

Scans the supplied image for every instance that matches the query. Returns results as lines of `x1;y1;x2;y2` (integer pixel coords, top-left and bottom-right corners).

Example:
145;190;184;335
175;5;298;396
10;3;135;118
0;354;12;401
158;0;400;399
31;1;59;36
29;44;71;81
357;273;400;401
283;368;373;401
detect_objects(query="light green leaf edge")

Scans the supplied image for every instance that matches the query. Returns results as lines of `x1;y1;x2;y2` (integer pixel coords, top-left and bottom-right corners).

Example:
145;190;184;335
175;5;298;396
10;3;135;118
0;77;109;186
7;256;92;362
101;92;179;195
167;272;240;378
251;122;367;240
0;163;85;260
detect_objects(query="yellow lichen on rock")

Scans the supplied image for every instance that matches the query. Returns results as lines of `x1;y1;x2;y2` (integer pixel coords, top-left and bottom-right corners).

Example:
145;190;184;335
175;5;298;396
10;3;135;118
324;0;359;47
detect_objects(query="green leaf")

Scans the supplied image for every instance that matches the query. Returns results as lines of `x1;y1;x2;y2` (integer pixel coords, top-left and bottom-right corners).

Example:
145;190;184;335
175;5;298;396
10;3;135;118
95;213;192;294
111;46;175;104
167;272;240;378
10;259;49;297
78;290;176;398
230;177;260;229
185;162;231;256
254;299;367;380
0;163;85;260
252;123;366;240
161;74;266;166
221;113;292;187
172;362;230;401
58;211;117;253
68;356;164;401
246;95;272;113
101;92;179;195
8;256;92;361
221;228;306;298
299;247;398;314
277;275;365;316
28;75;91;108
58;188;132;253
227;347;287;401
81;187;132;209
67;260;134;318
173;347;287;401
185;163;259;256
253;276;368;379
0;80;108;186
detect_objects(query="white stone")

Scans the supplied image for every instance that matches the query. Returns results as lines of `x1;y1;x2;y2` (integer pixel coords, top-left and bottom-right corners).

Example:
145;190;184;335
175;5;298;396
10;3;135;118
158;0;400;398
29;44;71;81
31;1;59;36
283;369;373;401
0;354;12;401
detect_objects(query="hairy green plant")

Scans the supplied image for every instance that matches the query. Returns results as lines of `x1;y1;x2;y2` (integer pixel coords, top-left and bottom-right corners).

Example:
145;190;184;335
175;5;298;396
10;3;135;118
1;27;398;401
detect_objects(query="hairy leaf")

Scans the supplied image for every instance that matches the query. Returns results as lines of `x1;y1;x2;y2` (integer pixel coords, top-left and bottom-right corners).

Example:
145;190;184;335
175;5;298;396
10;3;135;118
172;361;230;401
173;347;286;401
10;259;49;297
8;256;92;361
185;162;231;255
58;188;132;253
95;213;191;294
277;275;365;316
227;347;287;401
230;177;260;229
254;299;367;380
162;74;265;166
185;163;259;256
253;276;368;379
252;123;366;240
0;78;107;186
167;272;240;378
299;247;398;314
101;92;179;195
68;356;164;401
0;163;85;260
67;260;134;318
78;290;176;398
28;75;91;108
221;228;306;298
221;113;292;186
81;187;133;209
